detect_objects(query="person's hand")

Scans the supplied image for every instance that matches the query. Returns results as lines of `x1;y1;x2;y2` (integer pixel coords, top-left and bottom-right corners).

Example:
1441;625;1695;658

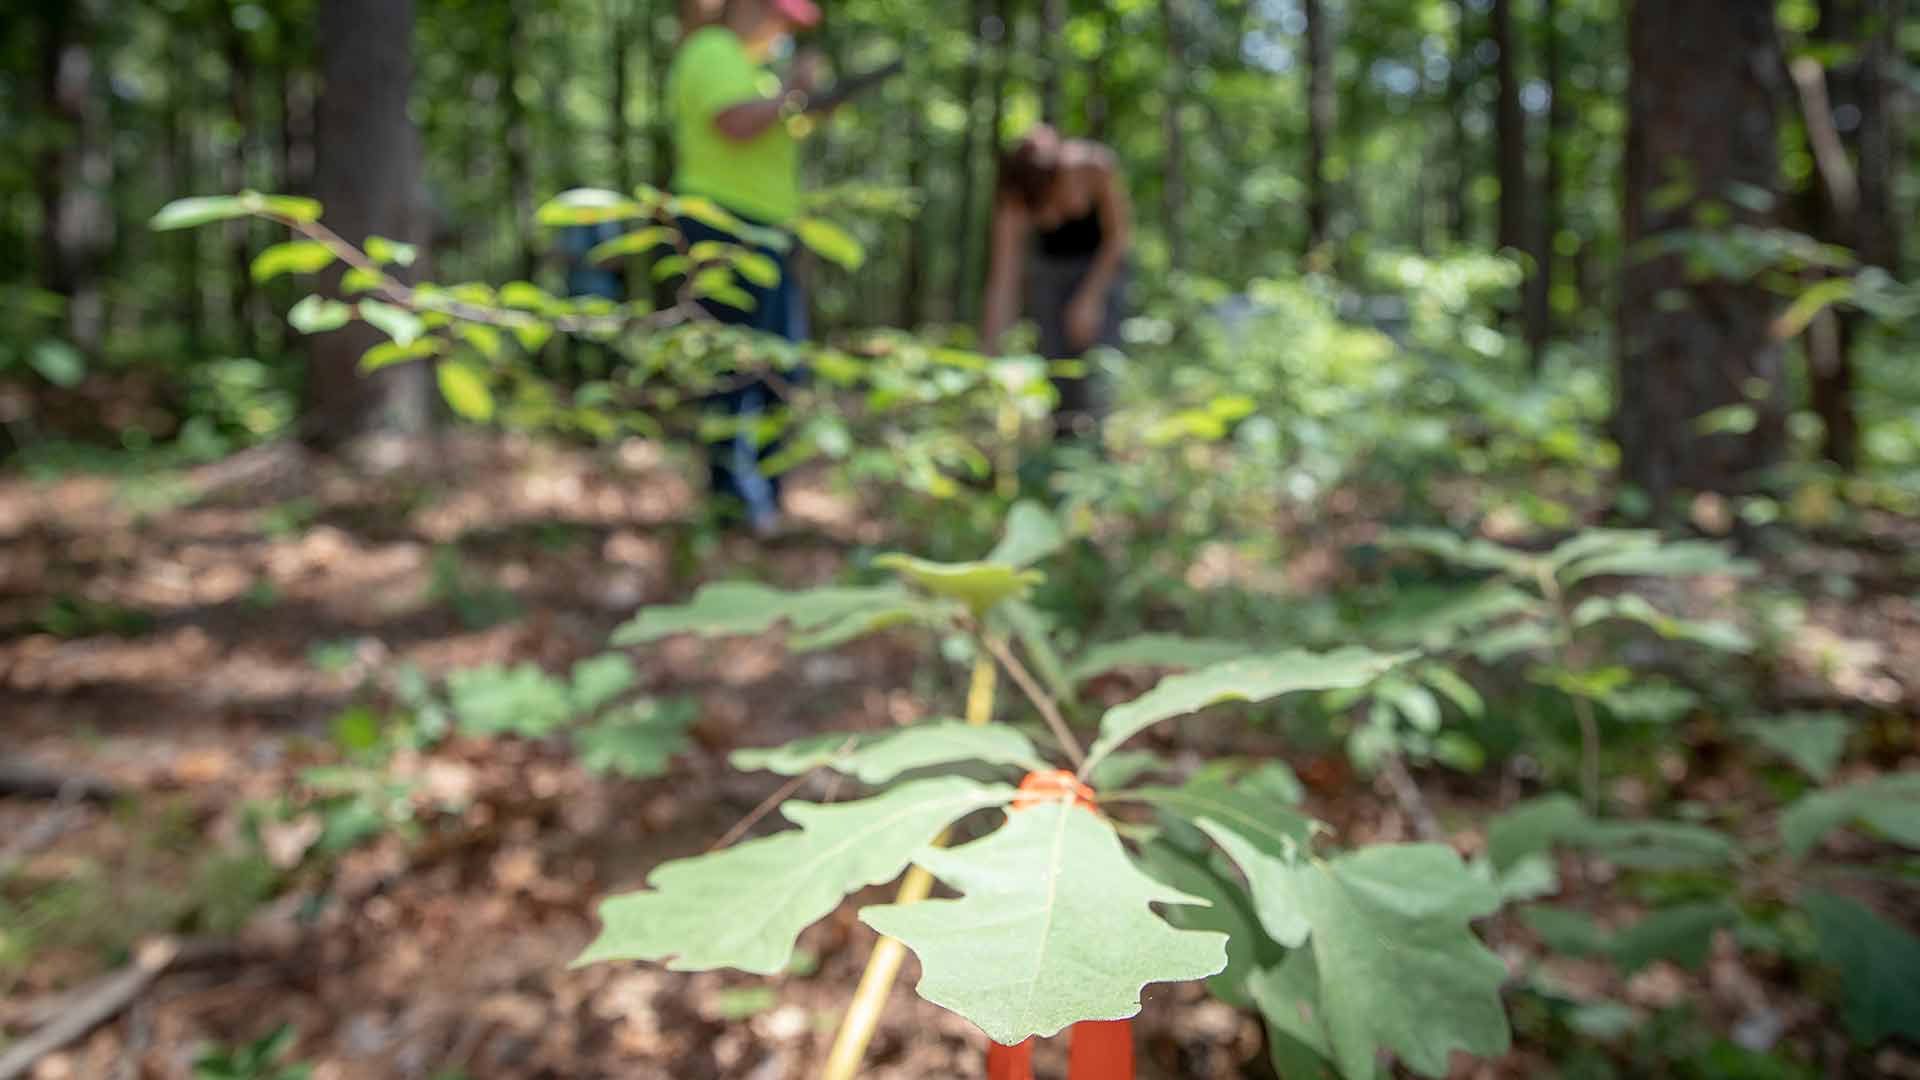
1066;292;1105;351
786;49;824;95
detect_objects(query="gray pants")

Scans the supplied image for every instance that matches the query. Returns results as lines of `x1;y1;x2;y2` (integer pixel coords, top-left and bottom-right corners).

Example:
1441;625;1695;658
1030;256;1129;441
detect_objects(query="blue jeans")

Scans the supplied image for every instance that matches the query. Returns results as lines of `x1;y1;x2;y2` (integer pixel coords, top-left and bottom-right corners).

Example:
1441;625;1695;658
675;213;810;526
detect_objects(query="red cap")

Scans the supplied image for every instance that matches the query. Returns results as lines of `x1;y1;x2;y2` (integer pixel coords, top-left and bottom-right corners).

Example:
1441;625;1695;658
772;0;821;28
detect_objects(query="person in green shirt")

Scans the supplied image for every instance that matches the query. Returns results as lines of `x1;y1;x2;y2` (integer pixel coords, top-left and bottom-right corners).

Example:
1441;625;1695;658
668;0;825;534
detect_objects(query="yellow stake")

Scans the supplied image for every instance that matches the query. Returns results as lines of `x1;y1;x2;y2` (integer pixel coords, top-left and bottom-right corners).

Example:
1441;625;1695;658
819;652;999;1080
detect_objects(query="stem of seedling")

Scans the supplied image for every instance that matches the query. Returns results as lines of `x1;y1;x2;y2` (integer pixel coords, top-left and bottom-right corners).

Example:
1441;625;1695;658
980;633;1085;770
820;652;999;1080
1538;565;1602;815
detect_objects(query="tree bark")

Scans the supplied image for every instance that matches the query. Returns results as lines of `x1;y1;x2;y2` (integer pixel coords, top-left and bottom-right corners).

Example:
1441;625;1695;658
1492;0;1527;256
1617;0;1786;505
224;14;259;357
950;0;990;323
1303;0;1334;254
1448;0;1474;245
306;0;431;450
36;0;113;354
1526;0;1564;367
610;0;632;193
901;99;927;328
502;1;535;282
1800;0;1899;469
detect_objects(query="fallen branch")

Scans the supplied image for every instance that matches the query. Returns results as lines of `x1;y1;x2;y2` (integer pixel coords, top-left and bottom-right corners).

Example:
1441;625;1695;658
1379;754;1443;844
0;763;120;805
0;938;266;1080
0;801;85;880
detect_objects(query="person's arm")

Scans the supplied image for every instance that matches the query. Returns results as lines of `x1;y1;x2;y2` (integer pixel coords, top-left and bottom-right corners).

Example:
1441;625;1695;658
1064;154;1133;349
713;50;822;141
980;198;1030;356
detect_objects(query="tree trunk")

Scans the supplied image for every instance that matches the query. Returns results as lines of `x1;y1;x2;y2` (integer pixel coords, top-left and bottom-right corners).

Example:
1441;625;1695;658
306;0;431;450
901;99;927;328
37;0;113;354
224;15;259;357
1448;0;1474;245
1303;0;1334;254
1492;0;1527;255
1801;0;1899;468
950;0;990;323
1616;0;1786;505
610;0;632;193
166;24;204;357
1162;0;1188;271
502;1;535;282
1526;0;1563;367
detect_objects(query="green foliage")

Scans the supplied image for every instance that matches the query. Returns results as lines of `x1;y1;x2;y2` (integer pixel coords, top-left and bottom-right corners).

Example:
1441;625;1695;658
446;653;695;780
1779;774;1920;859
1800;890;1920;1044
731;721;1046;785
1737;713;1851;781
1226;842;1511;1079
192;1025;311;1080
862;802;1228;1044
1085;648;1409;772
578;778;1014;975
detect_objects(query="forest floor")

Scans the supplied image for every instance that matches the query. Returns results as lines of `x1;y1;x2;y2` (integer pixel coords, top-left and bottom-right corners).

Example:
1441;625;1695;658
3;435;1918;1080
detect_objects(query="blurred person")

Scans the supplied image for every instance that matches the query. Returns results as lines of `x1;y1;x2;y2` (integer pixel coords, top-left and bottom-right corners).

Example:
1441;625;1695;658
980;124;1133;445
668;0;827;534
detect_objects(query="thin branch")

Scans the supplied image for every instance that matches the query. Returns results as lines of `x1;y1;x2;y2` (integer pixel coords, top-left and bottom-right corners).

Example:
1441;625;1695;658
706;736;859;852
980;633;1086;770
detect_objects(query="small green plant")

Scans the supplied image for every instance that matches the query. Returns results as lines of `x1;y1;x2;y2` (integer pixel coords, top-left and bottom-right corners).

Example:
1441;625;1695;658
1378;528;1756;809
1489;765;1920;1051
192;1025;311;1080
576;504;1511;1080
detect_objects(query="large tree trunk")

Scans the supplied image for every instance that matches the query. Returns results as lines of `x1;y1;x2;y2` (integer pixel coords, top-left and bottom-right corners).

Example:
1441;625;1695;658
1492;0;1527;256
306;0;431;450
1303;0;1334;254
1616;1;1786;505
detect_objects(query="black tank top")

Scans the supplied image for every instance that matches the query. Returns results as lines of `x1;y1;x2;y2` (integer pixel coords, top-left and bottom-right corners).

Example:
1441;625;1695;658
1036;208;1103;259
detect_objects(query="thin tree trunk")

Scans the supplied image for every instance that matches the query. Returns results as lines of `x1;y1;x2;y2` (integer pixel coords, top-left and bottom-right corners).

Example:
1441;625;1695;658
224;16;258;357
1162;0;1188;271
901;100;926;328
1526;0;1563;368
1304;0;1334;254
950;0;989;323
37;0;112;354
1617;0;1786;505
1492;0;1527;255
503;1;535;282
306;0;431;449
610;0;632;193
167;21;203;356
1448;0;1474;245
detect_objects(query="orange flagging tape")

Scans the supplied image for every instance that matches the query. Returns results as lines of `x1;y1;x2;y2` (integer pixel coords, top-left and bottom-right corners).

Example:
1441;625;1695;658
987;1022;1134;1080
987;1039;1034;1080
988;773;1134;1078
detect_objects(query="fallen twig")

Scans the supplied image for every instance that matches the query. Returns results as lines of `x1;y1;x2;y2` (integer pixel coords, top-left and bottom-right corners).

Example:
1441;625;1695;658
0;763;120;805
0;937;268;1080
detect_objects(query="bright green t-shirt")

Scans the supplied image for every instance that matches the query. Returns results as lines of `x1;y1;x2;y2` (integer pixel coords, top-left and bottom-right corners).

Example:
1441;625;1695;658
669;27;801;226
